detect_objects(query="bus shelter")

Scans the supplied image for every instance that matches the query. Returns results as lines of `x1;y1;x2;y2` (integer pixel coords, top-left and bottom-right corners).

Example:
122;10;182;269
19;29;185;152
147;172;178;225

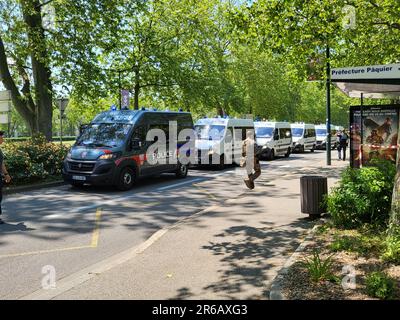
330;63;400;167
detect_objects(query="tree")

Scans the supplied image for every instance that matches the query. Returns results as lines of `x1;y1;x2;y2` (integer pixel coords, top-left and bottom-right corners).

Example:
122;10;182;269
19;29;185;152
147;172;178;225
52;0;229;111
0;0;53;139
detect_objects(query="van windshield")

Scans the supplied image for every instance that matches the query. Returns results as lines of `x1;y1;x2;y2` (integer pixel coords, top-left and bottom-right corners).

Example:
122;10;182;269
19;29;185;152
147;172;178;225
316;129;327;136
195;125;226;140
76;123;132;148
255;127;273;138
291;128;304;137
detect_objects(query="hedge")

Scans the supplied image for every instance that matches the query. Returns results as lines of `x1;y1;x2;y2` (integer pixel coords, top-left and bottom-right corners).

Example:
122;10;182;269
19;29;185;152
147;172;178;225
5;136;77;143
2;134;69;185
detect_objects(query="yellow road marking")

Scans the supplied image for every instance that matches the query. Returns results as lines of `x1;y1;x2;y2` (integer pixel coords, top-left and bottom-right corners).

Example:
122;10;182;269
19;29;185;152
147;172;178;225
90;207;102;248
0;245;92;259
0;208;103;259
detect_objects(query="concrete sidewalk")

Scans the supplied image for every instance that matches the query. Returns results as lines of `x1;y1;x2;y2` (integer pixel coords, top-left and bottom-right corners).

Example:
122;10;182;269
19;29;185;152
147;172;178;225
36;158;348;300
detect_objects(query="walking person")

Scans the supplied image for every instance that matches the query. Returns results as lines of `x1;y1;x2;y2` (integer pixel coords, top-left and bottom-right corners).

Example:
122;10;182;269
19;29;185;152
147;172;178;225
339;129;349;161
336;130;343;160
0;131;12;224
240;129;261;190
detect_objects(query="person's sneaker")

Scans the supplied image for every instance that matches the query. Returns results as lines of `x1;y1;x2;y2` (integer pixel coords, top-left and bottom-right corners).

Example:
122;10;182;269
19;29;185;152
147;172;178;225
249;181;255;190
0;219;4;225
244;179;253;189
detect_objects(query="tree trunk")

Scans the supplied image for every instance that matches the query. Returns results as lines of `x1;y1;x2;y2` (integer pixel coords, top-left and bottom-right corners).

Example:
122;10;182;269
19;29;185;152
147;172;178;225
0;35;37;135
21;0;53;140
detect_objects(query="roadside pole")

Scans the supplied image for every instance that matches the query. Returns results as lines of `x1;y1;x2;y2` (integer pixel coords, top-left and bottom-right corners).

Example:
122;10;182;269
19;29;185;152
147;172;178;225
57;98;68;145
326;45;332;166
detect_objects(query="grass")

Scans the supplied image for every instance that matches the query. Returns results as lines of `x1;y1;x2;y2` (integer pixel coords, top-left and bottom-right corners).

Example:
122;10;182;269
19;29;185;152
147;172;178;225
327;228;384;258
52;140;75;147
302;250;339;283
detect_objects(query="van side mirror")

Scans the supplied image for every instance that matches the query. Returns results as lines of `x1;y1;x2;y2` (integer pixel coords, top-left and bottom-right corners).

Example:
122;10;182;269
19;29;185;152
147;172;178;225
131;138;141;150
274;134;279;141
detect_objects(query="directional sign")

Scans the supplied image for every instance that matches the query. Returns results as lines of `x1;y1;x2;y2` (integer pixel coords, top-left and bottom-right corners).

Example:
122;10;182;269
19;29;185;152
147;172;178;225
331;64;400;81
0;114;8;124
0;90;11;101
0;101;11;112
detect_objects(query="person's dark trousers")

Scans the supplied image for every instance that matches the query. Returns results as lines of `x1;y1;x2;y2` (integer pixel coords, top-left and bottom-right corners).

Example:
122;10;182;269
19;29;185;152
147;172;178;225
337;146;342;160
342;145;347;161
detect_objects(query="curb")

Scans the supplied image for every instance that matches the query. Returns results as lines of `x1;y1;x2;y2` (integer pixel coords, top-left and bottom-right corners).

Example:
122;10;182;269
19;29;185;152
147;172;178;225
3;180;66;195
269;222;322;300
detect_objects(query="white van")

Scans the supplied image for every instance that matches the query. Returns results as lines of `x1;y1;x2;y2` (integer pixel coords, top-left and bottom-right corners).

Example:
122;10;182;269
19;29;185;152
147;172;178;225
315;124;339;149
291;123;316;152
194;117;254;167
254;121;292;160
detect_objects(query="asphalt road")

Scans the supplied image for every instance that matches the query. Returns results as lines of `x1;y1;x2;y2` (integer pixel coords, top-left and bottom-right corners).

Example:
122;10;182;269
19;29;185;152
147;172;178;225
0;150;330;299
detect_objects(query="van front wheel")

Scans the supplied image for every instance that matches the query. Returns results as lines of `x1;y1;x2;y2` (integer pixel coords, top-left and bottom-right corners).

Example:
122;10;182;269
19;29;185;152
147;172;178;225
116;167;136;191
176;163;188;178
284;147;291;158
267;149;275;161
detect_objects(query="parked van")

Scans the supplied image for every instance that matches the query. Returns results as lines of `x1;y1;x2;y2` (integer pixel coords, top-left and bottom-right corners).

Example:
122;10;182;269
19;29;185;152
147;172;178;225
254;121;292;160
315;124;339;149
194;117;254;168
63;109;194;190
291;123;316;153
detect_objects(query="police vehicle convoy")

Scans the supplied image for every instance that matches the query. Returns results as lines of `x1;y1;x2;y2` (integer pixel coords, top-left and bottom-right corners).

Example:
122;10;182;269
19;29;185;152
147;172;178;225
254;121;292;160
63;109;194;190
194;117;254;168
290;123;316;153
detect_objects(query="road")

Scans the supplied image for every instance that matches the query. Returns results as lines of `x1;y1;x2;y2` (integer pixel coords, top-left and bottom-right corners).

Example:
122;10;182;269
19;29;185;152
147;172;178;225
0;150;343;299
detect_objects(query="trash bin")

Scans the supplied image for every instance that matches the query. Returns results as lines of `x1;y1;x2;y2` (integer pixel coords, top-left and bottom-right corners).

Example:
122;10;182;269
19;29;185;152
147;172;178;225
300;176;328;217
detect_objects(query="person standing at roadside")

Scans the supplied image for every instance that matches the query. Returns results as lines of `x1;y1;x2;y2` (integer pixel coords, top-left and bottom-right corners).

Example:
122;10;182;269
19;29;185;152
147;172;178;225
0;131;12;224
339;129;349;161
336;130;343;160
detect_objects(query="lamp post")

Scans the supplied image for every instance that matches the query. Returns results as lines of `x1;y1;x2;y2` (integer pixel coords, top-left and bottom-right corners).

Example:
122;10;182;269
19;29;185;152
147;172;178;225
57;98;68;145
326;45;331;166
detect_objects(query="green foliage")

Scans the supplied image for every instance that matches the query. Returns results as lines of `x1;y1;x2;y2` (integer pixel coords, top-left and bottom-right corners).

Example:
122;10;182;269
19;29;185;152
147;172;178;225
3;134;69;184
242;0;400;78
326;160;396;229
330;232;383;256
302;250;338;283
381;229;400;264
365;271;396;300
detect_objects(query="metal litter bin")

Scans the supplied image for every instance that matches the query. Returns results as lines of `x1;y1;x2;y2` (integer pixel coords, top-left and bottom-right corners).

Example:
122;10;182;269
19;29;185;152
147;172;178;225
300;176;328;217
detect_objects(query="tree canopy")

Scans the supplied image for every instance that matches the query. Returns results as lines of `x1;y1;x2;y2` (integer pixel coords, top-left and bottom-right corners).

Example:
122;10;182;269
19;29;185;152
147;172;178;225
0;0;399;137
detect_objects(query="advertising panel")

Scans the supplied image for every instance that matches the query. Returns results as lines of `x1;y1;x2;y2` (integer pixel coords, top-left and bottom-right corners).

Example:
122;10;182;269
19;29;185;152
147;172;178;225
350;105;399;168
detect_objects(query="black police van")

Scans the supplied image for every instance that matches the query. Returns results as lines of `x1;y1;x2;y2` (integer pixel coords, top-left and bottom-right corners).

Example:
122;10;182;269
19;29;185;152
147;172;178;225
62;109;194;190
